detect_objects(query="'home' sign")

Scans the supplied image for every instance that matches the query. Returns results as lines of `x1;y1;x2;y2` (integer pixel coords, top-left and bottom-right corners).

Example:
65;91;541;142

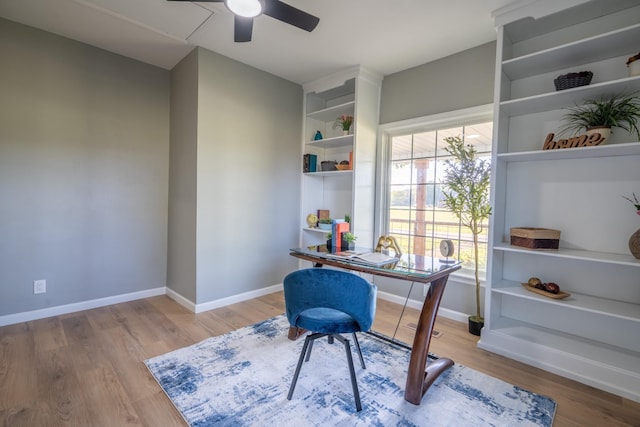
542;132;606;150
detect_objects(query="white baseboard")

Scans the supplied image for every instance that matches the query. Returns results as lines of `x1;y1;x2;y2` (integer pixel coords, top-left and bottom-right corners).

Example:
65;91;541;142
0;287;166;327
377;290;468;324
0;284;465;328
191;284;284;313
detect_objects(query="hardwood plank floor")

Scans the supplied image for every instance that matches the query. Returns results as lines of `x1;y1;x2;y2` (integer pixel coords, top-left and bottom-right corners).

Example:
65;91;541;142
1;292;638;426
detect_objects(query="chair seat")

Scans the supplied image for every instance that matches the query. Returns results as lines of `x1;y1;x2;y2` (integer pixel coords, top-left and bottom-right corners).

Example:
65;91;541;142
296;307;359;334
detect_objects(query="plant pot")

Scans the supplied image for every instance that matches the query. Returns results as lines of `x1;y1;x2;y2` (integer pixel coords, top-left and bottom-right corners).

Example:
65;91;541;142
318;223;332;230
341;239;355;250
629;58;640;77
343;130;349;136
630;227;640;259
326;239;332;251
586;126;611;145
468;316;484;336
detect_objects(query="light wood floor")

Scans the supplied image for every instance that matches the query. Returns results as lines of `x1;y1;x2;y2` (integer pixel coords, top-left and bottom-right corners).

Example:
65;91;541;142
1;292;638;426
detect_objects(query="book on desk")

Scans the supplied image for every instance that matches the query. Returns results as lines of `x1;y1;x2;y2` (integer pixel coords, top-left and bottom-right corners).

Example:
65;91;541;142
327;250;398;267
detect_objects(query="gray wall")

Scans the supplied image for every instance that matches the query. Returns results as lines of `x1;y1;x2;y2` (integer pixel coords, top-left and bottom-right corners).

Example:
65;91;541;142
167;49;199;302
168;48;302;304
380;42;496;124
0;19;170;316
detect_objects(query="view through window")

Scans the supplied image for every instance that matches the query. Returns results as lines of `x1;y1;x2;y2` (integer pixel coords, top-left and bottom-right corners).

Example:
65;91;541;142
385;121;493;276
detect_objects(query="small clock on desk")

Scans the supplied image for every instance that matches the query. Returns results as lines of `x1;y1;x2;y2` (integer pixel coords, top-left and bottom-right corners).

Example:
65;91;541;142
439;239;455;263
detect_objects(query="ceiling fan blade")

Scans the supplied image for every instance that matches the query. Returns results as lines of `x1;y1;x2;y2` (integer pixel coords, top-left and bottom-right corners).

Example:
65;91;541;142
234;15;253;42
263;0;319;32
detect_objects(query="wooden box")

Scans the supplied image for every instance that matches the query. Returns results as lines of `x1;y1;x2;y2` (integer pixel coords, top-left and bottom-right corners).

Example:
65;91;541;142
510;227;560;250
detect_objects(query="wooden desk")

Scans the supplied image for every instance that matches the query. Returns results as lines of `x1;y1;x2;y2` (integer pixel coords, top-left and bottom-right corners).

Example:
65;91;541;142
289;246;461;405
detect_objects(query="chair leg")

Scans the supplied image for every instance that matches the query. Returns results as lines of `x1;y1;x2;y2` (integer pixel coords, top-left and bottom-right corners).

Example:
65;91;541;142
288;333;318;400
352;332;366;369
334;334;363;412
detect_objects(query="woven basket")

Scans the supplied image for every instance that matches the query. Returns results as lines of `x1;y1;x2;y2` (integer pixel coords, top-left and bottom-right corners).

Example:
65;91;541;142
553;71;593;91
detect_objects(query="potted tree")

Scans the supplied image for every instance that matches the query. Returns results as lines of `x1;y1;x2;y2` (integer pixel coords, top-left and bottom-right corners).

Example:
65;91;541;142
442;136;492;336
560;92;640;142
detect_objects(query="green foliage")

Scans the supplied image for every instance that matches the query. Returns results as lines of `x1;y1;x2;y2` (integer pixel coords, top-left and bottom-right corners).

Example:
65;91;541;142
442;136;492;232
318;218;333;224
342;232;357;242
560;92;640;139
442;136;492;322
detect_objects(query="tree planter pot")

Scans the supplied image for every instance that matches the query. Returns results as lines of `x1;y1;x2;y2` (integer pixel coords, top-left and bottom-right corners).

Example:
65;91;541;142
468;316;484;336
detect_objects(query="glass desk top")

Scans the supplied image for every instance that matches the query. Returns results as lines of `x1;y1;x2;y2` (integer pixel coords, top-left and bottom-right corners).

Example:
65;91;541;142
289;245;461;283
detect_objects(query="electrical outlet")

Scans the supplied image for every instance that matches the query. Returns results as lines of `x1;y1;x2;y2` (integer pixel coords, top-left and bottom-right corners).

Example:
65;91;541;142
34;279;46;294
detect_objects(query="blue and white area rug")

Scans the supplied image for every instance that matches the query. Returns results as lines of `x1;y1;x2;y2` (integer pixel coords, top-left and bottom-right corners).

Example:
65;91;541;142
145;316;556;426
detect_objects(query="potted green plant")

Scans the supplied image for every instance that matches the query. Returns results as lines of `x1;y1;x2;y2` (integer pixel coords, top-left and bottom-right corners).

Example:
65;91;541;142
318;218;332;230
334;115;353;135
560;92;640;142
341;232;357;250
442;136;492;336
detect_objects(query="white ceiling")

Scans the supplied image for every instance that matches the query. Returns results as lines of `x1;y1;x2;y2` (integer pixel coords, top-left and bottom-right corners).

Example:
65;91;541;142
0;0;520;84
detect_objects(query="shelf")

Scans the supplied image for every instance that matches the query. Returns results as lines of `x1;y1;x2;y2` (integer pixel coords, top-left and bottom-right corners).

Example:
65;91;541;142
500;75;640;117
303;227;330;234
481;318;640;374
306;101;355;122
493;281;640;322
303;170;352;177
494;244;640;267
502;23;640;80
305;134;353;149
497;142;640;161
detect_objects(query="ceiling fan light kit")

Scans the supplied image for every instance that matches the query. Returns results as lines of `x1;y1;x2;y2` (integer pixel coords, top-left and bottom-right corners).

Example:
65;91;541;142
169;0;319;42
225;0;263;18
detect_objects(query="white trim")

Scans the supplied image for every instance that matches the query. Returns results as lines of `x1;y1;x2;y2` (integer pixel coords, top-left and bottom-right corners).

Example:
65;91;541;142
191;284;284;314
0;287;165;327
377;290;469;324
0;283;466;328
378;104;493;136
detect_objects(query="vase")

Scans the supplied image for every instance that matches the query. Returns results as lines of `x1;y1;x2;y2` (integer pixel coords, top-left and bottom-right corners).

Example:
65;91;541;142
629;228;640;259
586;126;611;145
343;130;349;136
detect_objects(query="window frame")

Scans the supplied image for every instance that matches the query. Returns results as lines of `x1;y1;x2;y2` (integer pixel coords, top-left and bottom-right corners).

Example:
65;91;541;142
376;104;493;279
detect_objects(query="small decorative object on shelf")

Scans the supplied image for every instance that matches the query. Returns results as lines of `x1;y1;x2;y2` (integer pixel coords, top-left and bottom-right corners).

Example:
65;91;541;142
303;153;317;172
553;71;593;91
542;131;606;150
510;227;560;250
318;218;332;230
336;160;350;170
627;53;640;77
560;92;640;143
623;192;640;259
522;277;570;299
306;213;318;228
334;115;353;135
320;160;337;171
313;130;323;140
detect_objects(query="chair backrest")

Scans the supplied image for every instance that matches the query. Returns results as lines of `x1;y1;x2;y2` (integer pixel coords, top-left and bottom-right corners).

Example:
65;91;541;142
283;268;377;332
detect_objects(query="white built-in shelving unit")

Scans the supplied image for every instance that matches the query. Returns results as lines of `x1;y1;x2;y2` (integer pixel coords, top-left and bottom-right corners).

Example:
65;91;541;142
480;0;640;403
299;67;382;249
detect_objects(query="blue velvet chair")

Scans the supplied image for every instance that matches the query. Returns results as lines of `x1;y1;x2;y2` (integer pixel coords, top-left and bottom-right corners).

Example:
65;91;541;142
283;267;377;412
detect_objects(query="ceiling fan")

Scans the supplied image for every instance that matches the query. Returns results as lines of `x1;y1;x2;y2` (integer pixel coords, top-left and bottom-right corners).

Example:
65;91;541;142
169;0;320;42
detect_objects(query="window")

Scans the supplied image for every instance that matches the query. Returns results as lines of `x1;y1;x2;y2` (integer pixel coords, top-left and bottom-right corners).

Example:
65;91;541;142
378;107;493;277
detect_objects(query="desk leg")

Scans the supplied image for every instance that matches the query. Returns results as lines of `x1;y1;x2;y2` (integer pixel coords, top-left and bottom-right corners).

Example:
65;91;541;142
404;274;454;405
